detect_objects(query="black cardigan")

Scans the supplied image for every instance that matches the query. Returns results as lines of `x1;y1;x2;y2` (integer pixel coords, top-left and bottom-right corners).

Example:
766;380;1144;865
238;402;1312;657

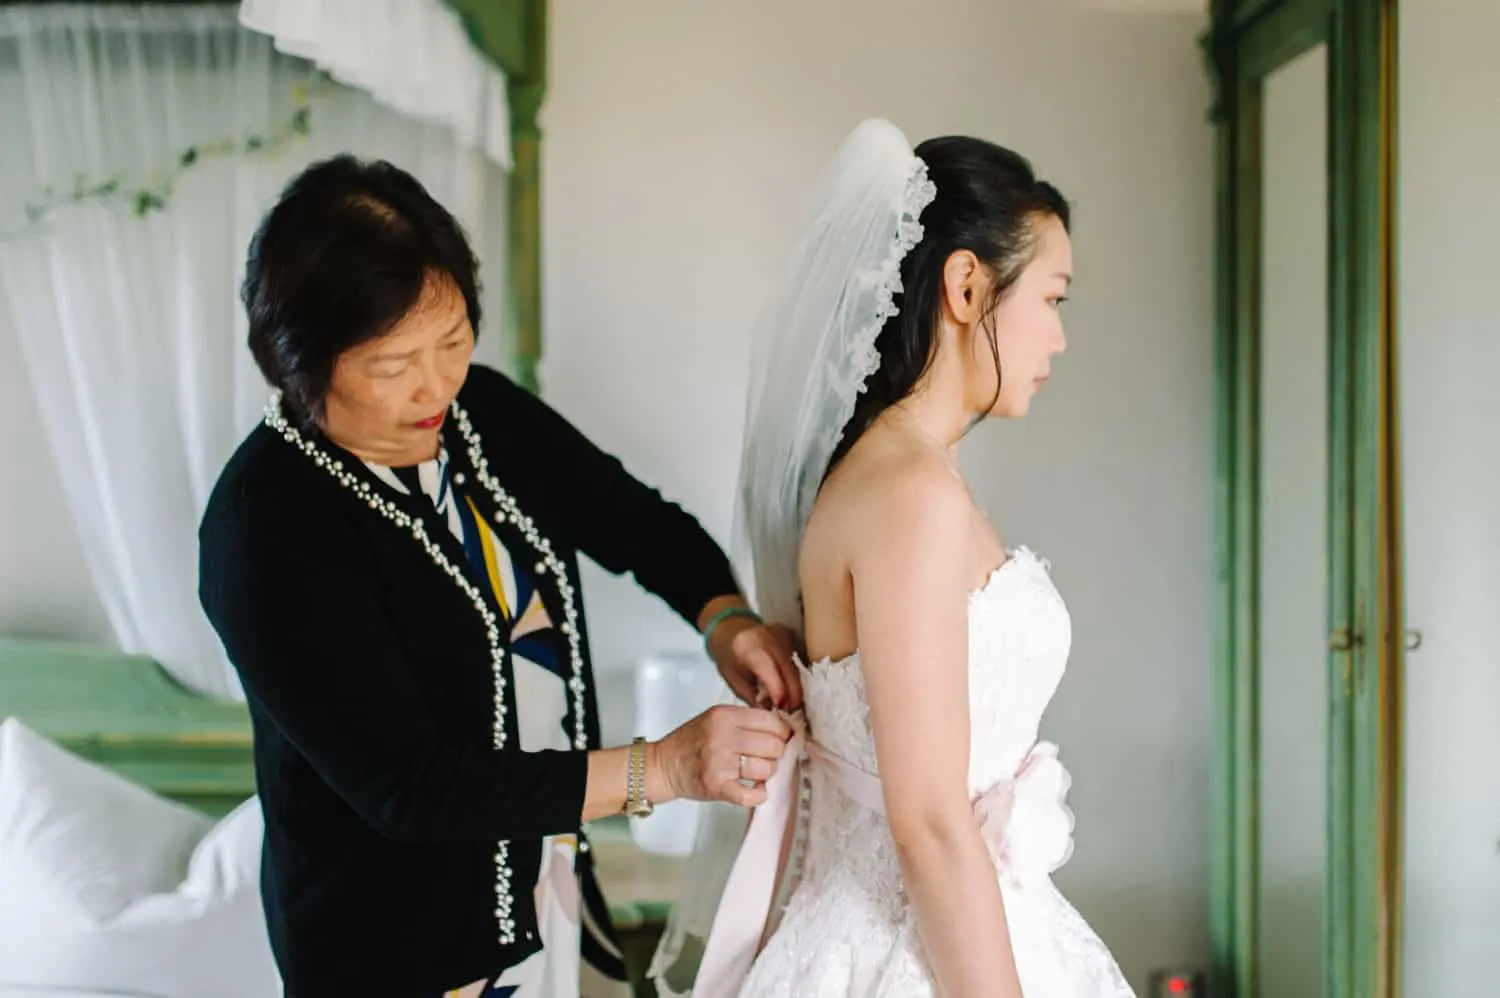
198;364;737;996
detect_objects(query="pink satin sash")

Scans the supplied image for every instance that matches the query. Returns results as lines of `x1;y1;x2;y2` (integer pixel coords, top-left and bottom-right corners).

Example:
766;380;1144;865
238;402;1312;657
688;715;808;997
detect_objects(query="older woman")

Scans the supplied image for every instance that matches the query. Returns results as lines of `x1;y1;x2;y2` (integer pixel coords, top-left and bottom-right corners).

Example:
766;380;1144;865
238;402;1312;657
198;156;798;998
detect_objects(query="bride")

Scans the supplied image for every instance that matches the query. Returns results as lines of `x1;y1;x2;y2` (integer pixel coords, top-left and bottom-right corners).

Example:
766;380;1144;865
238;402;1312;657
648;118;1135;998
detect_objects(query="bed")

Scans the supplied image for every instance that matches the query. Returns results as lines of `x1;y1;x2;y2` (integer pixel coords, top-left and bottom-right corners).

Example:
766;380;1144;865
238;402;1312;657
0;990;167;997
0;637;676;995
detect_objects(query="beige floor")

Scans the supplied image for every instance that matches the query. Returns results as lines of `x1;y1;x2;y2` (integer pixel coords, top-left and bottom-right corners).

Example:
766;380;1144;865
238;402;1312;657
588;815;685;910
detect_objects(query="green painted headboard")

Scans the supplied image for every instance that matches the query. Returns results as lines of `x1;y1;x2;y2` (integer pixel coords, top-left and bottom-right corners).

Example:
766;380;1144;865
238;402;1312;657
0;637;255;817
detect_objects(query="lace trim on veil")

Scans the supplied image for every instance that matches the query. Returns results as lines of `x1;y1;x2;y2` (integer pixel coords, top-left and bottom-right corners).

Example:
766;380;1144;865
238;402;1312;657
736;122;941;634
825;158;937;455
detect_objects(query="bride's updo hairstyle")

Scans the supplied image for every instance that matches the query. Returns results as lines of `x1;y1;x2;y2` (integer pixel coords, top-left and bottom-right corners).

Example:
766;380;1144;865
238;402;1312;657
828;137;1070;472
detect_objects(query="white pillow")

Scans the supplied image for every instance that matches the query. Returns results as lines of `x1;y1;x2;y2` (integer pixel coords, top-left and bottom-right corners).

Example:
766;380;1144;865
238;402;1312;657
0;718;210;921
0;984;149;990
0;991;150;997
0;722;281;998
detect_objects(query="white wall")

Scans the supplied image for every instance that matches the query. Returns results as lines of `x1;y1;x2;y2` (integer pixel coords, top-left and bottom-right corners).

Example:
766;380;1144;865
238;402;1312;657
1399;3;1500;994
543;0;1215;985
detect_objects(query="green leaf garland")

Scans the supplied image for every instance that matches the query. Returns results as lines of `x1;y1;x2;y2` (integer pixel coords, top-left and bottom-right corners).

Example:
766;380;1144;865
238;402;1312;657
18;80;327;229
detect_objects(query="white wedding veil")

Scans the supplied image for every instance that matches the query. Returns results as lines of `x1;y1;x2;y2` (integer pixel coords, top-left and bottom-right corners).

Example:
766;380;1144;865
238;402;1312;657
646;117;938;995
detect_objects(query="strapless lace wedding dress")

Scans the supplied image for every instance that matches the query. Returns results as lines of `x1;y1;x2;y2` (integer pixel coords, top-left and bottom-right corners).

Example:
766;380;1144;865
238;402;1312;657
734;546;1135;997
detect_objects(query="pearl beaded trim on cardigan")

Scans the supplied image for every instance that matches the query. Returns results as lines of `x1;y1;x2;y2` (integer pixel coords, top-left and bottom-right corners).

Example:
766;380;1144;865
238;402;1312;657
263;391;591;947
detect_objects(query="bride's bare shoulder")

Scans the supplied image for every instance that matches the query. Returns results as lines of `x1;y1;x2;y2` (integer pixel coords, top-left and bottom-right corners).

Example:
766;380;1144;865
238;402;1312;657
800;431;974;649
813;432;970;537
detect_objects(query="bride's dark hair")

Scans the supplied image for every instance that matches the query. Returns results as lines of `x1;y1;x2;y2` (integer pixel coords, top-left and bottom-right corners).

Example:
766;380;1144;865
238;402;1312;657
827;136;1070;473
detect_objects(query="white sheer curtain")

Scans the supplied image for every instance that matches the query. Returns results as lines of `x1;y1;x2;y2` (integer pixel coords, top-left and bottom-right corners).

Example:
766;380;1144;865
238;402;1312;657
238;0;512;168
0;4;509;699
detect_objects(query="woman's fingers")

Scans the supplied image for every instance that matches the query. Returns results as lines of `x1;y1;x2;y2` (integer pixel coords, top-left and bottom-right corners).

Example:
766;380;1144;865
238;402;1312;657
720;704;794;741
767;624;805;711
735;752;779;784
721;669;761;708
718;778;770;808
659;703;798;805
715;716;788;794
740;645;788;709
714;621;804;710
734;729;792;766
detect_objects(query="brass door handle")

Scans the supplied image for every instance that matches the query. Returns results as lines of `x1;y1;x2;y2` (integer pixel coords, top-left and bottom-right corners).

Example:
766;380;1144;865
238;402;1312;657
1329;627;1361;652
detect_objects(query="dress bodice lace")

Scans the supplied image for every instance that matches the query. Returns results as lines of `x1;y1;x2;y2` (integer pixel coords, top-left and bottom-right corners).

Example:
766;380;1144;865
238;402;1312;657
735;546;1136;998
803;545;1070;794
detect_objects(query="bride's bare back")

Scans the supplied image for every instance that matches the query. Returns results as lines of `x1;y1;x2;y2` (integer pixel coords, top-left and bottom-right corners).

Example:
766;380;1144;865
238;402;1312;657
798;417;1007;667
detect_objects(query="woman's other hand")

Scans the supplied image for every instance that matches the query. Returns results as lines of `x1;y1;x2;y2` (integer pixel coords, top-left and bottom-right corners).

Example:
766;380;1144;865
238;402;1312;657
707;617;804;712
651;704;793;808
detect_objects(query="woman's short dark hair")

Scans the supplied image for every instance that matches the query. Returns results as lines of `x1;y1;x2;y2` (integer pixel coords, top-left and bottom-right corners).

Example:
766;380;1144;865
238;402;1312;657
828;136;1070;472
243;155;482;422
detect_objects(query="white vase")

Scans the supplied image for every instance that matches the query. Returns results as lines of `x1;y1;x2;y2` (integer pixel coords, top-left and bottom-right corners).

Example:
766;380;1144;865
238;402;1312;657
629;649;733;856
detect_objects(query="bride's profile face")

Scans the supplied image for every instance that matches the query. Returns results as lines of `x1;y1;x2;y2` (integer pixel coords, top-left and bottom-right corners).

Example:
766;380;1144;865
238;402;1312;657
971;213;1073;418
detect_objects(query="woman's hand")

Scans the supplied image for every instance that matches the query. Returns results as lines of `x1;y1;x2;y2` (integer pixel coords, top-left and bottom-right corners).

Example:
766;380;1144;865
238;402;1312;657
583;703;793;822
651;704;793;808
707;616;805;712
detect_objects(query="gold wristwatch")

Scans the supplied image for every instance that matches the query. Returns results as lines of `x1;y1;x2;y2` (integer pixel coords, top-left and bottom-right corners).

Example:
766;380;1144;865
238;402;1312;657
624;736;655;818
